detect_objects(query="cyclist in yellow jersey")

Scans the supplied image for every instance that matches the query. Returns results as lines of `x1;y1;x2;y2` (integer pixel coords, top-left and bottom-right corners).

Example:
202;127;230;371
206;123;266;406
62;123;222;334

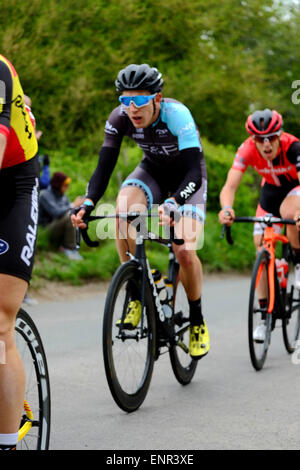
0;55;39;451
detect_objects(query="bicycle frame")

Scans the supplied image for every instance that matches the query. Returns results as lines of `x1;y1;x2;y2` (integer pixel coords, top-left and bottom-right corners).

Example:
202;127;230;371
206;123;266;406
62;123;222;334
127;231;185;348
78;213;187;348
258;226;289;314
222;215;296;314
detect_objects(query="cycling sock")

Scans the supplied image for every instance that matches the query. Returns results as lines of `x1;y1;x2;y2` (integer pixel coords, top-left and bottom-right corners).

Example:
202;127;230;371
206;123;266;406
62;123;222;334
127;280;141;301
259;298;267;320
0;432;18;450
188;298;204;326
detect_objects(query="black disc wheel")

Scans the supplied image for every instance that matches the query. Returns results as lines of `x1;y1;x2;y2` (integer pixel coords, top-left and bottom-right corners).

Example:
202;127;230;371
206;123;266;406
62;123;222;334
248;249;273;371
15;309;51;450
102;262;156;412
169;279;197;384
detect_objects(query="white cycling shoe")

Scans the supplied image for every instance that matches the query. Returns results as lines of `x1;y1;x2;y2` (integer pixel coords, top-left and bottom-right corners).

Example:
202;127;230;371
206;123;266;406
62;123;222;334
253;322;266;343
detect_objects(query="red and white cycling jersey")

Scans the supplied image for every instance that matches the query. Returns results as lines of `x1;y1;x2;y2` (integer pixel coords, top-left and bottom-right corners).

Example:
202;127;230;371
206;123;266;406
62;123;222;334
232;133;299;186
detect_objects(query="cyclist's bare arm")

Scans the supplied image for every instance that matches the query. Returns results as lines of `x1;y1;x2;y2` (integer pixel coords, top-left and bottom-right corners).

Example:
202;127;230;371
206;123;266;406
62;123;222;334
219;168;243;225
0;133;7;168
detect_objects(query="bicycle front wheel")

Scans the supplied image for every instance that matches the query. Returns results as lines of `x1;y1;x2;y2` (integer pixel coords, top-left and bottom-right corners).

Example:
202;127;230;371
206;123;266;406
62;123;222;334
248;250;273;371
169;279;197;385
103;262;156;412
282;262;300;353
15;309;51;450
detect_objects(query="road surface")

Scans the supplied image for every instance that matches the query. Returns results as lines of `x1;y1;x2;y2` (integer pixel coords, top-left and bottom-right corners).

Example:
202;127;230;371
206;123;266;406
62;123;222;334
25;275;300;450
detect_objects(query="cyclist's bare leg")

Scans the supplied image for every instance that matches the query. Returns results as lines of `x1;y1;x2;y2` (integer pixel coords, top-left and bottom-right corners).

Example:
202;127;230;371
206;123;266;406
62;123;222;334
172;217;203;300
0;274;27;434
253;234;268;299
115;186;147;262
280;194;300;249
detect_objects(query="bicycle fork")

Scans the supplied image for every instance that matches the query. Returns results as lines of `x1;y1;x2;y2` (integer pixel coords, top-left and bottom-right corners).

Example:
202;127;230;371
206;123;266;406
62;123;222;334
261;228;289;314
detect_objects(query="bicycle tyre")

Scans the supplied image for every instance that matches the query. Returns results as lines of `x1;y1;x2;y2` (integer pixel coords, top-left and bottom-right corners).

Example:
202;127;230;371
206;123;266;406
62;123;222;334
15;309;51;450
248;249;273;371
169;279;197;385
282;262;300;353
102;262;156;412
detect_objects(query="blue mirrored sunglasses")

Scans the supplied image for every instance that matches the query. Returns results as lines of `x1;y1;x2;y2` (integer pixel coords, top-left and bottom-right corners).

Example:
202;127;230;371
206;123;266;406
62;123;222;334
119;94;157;108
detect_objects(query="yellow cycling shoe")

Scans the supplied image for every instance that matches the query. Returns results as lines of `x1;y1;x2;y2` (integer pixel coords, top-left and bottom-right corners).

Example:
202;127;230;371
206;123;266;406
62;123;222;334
116;300;142;330
189;321;210;360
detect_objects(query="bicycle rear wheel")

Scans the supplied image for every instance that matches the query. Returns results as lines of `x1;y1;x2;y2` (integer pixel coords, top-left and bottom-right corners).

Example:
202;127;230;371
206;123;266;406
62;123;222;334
102;262;156;412
15;309;51;450
248;250;273;371
169;279;197;384
282;262;300;353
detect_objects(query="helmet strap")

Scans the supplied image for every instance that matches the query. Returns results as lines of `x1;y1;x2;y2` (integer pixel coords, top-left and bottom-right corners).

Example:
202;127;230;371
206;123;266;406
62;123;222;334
153;98;156;116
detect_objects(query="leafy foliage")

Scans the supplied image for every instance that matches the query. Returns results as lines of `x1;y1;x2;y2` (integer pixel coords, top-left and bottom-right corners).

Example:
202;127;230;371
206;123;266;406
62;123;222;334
1;0;299;283
32;139;260;284
1;0;299;151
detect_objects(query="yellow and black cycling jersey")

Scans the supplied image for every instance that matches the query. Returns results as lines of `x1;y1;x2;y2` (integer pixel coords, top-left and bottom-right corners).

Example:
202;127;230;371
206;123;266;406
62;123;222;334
0;54;38;168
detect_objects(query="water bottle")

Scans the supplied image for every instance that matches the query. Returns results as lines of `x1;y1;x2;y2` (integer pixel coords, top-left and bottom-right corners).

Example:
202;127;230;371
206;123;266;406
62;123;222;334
152;269;165;291
162;276;173;318
151;270;173;318
275;258;289;288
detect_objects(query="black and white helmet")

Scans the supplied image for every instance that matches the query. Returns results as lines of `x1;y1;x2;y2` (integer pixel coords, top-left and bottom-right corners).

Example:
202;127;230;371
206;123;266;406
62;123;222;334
115;64;164;93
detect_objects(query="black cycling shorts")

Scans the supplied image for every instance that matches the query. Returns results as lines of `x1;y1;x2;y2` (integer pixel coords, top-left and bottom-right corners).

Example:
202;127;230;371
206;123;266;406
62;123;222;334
121;163;207;224
260;180;299;217
0;156;39;283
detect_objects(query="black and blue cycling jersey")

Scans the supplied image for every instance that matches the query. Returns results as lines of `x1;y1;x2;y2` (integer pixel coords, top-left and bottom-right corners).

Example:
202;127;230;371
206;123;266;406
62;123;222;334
103;98;202;158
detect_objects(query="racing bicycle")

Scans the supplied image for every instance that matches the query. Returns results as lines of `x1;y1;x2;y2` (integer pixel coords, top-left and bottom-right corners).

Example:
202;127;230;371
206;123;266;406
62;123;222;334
77;212;198;412
222;215;300;371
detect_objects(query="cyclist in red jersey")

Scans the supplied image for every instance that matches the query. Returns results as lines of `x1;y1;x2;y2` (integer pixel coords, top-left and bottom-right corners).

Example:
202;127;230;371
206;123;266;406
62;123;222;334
218;109;300;341
0;55;39;451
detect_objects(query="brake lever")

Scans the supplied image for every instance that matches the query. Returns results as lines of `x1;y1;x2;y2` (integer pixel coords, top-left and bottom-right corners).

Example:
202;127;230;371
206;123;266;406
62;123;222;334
76;215;100;248
75;227;81;250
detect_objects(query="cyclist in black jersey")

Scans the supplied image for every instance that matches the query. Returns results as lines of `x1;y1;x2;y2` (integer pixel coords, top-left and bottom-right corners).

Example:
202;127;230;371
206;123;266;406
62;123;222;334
72;64;210;359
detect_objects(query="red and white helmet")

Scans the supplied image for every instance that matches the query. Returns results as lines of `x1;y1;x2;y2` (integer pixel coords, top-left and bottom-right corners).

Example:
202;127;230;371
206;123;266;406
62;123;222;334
246;109;283;136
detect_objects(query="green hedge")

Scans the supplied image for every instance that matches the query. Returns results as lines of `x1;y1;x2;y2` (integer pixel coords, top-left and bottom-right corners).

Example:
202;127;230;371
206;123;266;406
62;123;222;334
32;137;260;285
